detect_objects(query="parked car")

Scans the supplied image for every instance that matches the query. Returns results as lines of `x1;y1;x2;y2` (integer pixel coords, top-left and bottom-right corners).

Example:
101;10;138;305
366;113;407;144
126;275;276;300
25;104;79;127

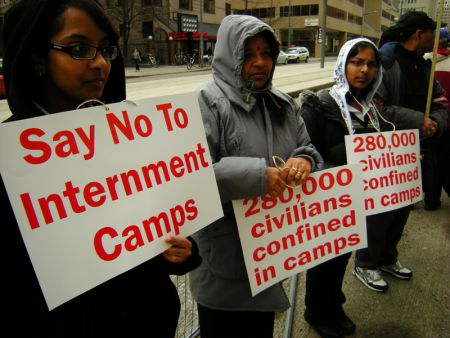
276;50;289;65
286;46;310;63
0;58;4;99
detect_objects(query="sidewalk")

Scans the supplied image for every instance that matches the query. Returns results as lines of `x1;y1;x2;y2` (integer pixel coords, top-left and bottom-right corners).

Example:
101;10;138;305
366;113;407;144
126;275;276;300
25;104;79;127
123;56;336;79
275;196;450;338
125;63;211;78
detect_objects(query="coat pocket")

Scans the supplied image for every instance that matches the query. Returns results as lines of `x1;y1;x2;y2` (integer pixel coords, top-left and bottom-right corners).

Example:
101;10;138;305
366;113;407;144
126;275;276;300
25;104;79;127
207;218;248;281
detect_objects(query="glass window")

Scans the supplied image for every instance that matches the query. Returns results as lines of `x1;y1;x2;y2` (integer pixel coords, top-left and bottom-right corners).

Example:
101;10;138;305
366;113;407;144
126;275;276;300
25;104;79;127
142;0;162;5
142;21;153;39
204;0;215;14
179;0;191;10
226;3;231;15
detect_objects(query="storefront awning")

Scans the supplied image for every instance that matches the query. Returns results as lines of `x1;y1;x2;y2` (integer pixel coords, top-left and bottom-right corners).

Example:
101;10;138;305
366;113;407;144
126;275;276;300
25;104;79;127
168;31;216;41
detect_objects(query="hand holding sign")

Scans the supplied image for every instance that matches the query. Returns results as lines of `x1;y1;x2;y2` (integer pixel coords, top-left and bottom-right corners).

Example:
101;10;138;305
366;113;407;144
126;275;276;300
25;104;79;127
0;93;223;310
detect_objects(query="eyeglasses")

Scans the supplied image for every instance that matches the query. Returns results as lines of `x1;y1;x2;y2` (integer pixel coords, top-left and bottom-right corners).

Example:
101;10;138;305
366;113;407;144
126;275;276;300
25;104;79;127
347;59;378;70
48;43;118;60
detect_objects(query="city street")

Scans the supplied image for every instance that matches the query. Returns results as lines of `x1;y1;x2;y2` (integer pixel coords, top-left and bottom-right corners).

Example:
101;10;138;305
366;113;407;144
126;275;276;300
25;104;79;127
0;58;336;122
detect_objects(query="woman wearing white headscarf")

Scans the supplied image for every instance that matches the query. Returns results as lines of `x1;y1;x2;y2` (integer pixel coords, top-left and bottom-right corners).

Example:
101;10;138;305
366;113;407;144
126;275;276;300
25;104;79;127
300;38;409;338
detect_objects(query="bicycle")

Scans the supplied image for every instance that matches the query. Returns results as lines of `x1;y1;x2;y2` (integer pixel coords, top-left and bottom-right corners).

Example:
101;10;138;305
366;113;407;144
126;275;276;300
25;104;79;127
184;53;196;70
202;54;213;67
173;52;185;65
146;53;159;67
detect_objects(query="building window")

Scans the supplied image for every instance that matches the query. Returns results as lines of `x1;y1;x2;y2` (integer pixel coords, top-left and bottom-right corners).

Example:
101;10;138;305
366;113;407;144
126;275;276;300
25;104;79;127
280;6;289;17
142;21;153;39
143;0;162;5
327;6;346;21
234;7;275;19
204;0;215;14
225;3;231;15
282;5;319;17
179;0;192;10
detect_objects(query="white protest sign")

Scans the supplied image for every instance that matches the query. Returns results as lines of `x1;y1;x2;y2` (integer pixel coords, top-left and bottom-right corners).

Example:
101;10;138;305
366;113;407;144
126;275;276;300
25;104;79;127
0;93;223;310
345;129;422;215
233;165;366;296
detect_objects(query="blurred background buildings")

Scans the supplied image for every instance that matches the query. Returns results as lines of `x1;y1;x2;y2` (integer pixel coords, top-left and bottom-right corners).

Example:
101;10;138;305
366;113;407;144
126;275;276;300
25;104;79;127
0;0;448;64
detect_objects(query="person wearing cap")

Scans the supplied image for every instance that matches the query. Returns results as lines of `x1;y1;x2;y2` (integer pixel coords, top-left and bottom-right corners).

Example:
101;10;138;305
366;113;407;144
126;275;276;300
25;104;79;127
377;11;449;212
353;11;450;292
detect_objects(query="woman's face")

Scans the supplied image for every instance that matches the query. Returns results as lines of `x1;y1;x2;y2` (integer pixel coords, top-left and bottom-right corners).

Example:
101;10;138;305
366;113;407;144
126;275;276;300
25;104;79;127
345;46;379;94
241;34;274;90
42;7;112;112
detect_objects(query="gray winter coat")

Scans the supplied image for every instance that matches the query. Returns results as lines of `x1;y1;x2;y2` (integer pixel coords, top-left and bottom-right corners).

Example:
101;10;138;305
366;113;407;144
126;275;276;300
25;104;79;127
189;15;323;311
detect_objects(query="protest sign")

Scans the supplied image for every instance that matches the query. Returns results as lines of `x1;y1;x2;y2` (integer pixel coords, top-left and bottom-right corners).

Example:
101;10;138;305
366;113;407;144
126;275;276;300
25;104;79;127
345;129;422;214
0;93;223;310
233;164;366;296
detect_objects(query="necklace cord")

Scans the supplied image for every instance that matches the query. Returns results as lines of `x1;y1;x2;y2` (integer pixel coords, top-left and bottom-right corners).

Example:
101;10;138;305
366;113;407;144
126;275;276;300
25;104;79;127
349;93;396;132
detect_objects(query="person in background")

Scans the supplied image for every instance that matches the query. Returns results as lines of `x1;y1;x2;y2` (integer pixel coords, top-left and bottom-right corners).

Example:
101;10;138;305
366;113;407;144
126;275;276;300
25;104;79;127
132;47;141;71
424;28;450;199
300;38;398;337
376;11;449;212
189;14;323;338
1;1;201;337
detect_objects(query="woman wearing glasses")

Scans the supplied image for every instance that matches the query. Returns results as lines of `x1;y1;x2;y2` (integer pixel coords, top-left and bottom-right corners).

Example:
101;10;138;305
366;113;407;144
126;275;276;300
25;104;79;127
1;1;200;337
299;38;404;338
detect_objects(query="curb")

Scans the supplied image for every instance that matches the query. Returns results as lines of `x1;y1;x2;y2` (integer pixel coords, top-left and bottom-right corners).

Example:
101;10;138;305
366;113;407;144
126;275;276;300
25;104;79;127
125;65;211;79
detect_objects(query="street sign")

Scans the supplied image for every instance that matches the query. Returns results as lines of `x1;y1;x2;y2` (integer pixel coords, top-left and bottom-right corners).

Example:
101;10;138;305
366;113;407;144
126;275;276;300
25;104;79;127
305;18;319;26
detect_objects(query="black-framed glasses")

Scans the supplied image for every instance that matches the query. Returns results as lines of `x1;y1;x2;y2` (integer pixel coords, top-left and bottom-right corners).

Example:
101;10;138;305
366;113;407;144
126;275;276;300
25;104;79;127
347;59;378;70
48;43;118;60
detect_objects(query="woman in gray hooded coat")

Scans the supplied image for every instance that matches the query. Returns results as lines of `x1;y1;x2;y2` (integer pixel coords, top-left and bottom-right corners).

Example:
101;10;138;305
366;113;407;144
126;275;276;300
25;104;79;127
189;15;323;338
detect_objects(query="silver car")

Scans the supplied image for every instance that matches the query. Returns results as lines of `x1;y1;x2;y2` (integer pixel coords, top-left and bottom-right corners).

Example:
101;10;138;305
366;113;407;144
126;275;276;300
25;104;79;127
276;50;289;65
286;47;310;63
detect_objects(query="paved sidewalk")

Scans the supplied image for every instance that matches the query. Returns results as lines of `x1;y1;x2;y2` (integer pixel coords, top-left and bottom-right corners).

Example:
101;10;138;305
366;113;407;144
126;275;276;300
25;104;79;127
125;64;211;78
275;196;450;338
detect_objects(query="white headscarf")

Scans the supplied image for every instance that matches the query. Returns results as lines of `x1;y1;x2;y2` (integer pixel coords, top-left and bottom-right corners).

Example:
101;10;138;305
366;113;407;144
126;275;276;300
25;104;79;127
329;38;383;134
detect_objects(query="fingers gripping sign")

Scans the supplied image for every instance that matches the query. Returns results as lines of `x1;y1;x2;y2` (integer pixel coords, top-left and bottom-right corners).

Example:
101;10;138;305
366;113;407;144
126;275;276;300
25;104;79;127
162;235;193;264
272;155;312;189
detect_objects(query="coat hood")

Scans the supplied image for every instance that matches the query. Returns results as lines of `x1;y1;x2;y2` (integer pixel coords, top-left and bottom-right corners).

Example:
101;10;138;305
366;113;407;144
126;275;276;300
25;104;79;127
2;0;126;121
212;15;280;104
329;38;382;134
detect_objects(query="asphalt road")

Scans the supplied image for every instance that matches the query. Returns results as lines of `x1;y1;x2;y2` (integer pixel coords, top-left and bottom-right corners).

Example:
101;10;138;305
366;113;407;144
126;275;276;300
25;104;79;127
0;59;336;122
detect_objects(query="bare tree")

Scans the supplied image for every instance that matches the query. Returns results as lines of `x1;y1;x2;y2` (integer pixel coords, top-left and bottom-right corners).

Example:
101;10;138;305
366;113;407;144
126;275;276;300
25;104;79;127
107;0;146;58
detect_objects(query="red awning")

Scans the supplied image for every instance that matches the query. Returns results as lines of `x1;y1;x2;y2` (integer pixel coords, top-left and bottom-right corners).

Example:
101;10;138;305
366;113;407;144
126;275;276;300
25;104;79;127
168;32;216;41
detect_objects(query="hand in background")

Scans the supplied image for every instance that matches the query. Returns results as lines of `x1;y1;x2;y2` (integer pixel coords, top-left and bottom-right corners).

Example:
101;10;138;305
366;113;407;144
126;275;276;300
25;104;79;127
421;116;438;138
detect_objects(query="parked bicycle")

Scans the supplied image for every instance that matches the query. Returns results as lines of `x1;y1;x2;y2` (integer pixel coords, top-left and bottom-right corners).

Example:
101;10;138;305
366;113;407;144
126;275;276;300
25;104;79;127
184;53;196;70
173;51;185;65
146;53;159;67
203;54;213;67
